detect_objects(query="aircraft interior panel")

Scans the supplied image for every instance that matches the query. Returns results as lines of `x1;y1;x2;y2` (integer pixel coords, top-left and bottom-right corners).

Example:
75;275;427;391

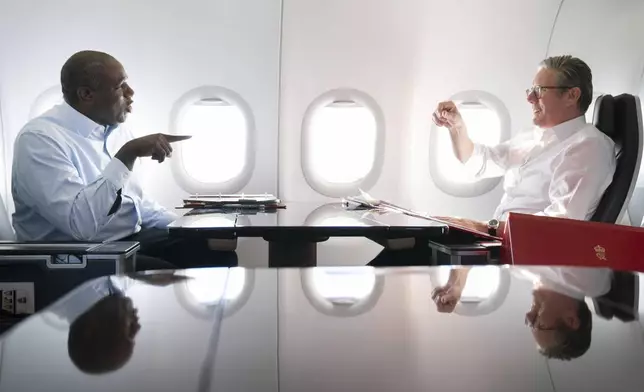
0;0;281;216
0;0;642;237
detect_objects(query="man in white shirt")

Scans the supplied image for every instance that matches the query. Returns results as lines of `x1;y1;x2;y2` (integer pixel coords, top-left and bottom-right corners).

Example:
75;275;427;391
432;55;616;236
11;50;236;269
432;265;613;360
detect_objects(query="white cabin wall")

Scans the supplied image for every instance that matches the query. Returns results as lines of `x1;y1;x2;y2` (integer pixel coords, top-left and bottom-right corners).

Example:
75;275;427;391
548;0;644;97
0;0;281;215
278;0;426;204
403;0;561;220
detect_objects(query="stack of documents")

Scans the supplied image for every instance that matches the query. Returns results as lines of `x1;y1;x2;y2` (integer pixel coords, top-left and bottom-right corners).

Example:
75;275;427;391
181;193;285;210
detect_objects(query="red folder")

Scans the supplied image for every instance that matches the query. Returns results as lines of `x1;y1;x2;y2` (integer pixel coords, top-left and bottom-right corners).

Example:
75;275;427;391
503;212;644;272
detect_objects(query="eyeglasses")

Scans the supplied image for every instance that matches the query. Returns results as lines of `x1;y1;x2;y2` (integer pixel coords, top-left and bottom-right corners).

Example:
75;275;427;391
525;85;576;99
525;313;557;331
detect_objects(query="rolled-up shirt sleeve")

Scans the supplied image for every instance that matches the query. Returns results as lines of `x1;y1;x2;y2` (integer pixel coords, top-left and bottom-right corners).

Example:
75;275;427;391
13;131;131;241
462;141;512;179
534;137;616;220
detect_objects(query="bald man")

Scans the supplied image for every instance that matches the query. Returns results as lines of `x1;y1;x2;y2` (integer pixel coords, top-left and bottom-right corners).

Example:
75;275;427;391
11;50;236;269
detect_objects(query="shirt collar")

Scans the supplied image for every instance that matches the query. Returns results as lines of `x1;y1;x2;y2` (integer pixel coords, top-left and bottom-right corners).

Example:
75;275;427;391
536;115;586;143
57;101;108;139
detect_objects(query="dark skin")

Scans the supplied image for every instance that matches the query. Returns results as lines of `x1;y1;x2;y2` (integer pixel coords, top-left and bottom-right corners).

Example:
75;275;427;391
70;56;191;170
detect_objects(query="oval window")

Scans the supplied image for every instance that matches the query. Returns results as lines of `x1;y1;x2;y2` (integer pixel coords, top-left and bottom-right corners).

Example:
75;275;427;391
179;98;247;183
30;86;63;119
170;86;255;193
302;89;385;197
308;101;377;184
429;91;510;197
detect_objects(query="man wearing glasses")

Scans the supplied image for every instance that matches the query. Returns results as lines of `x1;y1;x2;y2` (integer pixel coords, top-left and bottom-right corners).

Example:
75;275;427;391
432;265;611;360
432;55;616;236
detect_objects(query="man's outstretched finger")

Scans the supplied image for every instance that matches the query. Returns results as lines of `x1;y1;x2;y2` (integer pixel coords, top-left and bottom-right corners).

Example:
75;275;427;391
164;134;192;143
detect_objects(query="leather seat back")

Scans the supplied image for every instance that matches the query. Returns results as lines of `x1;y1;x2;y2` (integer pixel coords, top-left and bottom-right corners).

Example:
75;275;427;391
590;94;643;223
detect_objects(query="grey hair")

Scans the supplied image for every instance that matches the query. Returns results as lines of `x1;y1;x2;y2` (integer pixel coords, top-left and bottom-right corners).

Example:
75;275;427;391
539;55;593;114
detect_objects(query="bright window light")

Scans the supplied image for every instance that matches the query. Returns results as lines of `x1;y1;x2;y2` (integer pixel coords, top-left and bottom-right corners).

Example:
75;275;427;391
315;216;369;227
311;267;376;304
435;103;501;184
184;267;245;305
30;91;63;119
436;266;500;303
308;102;377;184
179;99;247;184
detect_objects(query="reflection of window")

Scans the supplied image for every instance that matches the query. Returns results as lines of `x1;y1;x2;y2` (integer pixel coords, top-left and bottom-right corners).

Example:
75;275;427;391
183;215;236;229
436;266;500;303
434;102;501;184
184;267;246;305
315;216;368;227
179;99;247;184
311;267;376;304
307;102;377;184
30;87;63;119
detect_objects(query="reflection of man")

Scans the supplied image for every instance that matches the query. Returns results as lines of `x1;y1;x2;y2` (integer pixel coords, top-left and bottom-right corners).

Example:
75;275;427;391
432;55;616;236
68;293;140;374
432;266;611;360
49;273;186;373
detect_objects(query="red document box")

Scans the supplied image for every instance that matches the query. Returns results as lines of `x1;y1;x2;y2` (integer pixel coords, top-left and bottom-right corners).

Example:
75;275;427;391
502;212;644;273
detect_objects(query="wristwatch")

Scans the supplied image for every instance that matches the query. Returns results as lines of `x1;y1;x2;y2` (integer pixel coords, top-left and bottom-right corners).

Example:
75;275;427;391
487;218;500;236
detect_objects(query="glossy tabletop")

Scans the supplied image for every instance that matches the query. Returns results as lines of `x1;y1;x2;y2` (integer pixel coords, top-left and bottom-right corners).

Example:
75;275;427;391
0;265;642;391
168;202;448;240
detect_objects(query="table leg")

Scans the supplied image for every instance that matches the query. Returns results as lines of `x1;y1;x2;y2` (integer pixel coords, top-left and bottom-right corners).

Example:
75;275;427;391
268;241;317;268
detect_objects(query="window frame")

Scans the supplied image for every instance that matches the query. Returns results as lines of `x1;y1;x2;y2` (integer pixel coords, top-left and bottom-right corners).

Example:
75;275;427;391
428;266;511;316
429;90;511;197
301;88;385;197
170;86;256;193
300;267;385;317
29;85;63;119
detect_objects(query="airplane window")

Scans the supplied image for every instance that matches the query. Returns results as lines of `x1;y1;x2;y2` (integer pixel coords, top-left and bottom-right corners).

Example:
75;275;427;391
435;102;501;184
429;91;510;197
308;101;377;184
436;266;501;303
311;267;376;304
301;89;385;197
30;87;63;119
183;267;245;305
179;98;247;184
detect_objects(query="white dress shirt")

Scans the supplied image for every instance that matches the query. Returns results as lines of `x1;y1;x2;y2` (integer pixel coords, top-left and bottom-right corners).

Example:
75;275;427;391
12;102;177;242
513;266;612;299
464;116;617;220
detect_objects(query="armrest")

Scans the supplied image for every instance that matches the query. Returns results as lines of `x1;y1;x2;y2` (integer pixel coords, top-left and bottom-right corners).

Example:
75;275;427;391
0;241;140;268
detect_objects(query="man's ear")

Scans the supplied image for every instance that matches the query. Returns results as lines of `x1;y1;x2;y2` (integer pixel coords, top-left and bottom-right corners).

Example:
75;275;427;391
563;313;581;330
567;87;582;108
77;86;94;103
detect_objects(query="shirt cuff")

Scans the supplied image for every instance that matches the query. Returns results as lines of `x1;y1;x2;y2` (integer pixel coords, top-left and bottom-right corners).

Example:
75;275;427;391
103;158;132;189
462;143;485;177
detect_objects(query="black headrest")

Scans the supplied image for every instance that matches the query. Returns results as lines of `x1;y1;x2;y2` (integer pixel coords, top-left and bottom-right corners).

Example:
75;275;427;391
593;94;615;139
590;93;641;223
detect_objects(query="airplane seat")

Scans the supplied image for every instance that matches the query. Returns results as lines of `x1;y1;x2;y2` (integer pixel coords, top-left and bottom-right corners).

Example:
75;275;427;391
590;94;643;223
593;271;638;322
0;194;140;328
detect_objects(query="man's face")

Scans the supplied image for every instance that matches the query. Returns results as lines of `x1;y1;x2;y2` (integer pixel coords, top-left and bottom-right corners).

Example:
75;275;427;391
89;60;134;126
526;67;579;128
526;288;579;350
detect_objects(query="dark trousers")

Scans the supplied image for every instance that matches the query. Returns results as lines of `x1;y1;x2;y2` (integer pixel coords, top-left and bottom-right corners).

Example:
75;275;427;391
124;228;238;271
